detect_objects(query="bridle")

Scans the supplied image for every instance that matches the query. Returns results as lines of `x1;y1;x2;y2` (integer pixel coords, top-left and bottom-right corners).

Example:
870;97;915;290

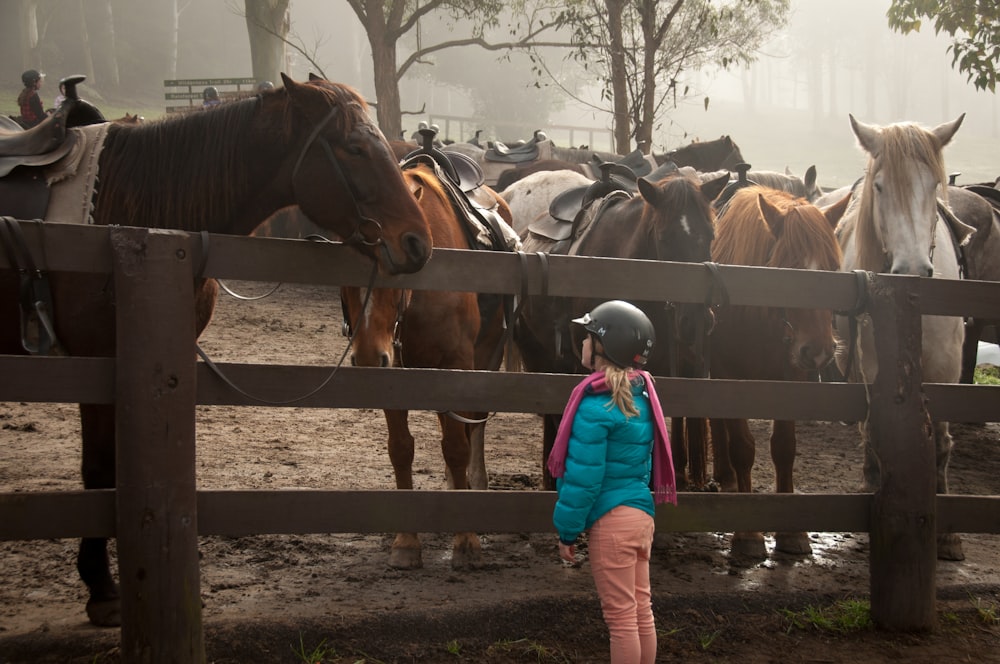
291;103;386;250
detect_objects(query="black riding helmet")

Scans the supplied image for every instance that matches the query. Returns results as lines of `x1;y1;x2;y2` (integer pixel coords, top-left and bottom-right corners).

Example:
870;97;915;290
21;69;43;87
572;300;655;369
203;86;219;101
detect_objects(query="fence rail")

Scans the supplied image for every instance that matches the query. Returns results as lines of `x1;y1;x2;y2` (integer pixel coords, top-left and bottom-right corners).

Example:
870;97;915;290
2;220;999;659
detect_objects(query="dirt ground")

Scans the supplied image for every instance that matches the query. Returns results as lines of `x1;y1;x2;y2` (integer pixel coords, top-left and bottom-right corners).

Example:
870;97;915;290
1;283;999;663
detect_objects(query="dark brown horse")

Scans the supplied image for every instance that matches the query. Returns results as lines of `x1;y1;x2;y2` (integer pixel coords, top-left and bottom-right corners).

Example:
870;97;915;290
655;135;745;172
512;169;729;489
704;185;845;558
340;159;511;570
0;73;432;627
495;136;746;191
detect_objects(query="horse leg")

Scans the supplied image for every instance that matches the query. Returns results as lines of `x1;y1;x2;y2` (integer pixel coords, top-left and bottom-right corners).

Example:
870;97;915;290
725;418;767;560
78;404;121;627
385;409;422;570
960;319;983;385
466;420;488;490
709;418;737;493
687;417;709;489
437;413;482;570
669;417;691;489
771;419;811;555
542;414;560;491
934;422;964;561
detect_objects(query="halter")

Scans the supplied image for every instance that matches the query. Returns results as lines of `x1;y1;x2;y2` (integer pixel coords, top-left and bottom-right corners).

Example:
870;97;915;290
291;103;385;249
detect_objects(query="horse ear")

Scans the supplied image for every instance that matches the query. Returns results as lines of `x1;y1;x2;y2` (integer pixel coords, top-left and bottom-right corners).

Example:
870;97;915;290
308;72;322;82
701;173;730;203
804;165;817;190
821;191;852;229
849;114;880;154
280;72;297;90
758;192;786;238
932;113;965;147
636;177;663;206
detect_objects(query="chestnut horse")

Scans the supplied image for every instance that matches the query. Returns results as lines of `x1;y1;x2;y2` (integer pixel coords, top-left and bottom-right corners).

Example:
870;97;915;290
340;159;512;570
0;74;432;626
511;170;729;489
706;185;845;559
834;114;971;561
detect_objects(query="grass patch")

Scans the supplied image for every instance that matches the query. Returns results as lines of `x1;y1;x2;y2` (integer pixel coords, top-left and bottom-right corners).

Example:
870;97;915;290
970;594;1000;625
974;364;1000;385
780;599;873;634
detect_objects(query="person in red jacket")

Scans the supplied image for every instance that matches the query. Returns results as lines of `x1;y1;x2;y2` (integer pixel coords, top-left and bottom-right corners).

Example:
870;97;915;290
17;69;47;128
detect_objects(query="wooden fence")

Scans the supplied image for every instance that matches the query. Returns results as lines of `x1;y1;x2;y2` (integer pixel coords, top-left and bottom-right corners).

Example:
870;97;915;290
1;221;999;662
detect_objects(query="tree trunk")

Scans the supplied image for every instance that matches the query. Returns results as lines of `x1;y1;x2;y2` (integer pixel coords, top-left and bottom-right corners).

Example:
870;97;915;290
370;34;402;140
77;0;96;85
605;0;630;155
18;0;39;70
245;0;290;85
96;0;120;89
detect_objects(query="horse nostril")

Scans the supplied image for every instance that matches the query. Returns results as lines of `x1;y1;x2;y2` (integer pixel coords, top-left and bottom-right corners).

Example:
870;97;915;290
350;355;357;367
380;353;391;368
402;231;431;267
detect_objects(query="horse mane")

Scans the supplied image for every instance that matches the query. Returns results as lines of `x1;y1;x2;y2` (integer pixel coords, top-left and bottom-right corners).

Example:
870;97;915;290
94;81;371;232
853;122;948;271
713;186;841;271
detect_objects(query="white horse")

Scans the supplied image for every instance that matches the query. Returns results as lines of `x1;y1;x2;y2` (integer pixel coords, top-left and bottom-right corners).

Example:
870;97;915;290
499;169;593;237
834;113;972;561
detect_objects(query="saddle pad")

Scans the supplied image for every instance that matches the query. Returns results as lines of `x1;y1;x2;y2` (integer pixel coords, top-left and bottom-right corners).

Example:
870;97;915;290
44;123;109;225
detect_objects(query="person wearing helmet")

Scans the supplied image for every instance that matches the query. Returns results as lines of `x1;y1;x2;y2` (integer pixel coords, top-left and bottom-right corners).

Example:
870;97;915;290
548;300;676;664
17;69;47;128
202;86;221;109
256;80;274;93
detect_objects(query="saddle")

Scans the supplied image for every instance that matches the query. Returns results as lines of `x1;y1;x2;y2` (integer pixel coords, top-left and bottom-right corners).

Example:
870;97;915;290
590;148;656;179
402;127;519;254
712;162;756;212
484;130;548;163
0;75;108;220
529;162;636;242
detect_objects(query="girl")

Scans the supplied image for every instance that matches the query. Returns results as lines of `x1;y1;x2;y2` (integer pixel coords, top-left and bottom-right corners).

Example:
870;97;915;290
550;299;676;664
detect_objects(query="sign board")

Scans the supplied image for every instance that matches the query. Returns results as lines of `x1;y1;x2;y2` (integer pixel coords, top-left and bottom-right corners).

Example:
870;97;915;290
164;78;256;87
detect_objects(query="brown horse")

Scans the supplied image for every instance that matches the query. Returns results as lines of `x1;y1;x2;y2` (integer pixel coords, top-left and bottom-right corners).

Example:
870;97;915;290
654;135;745;171
705;185;845;558
512;169;729;489
0;73;432;627
340;159;512;570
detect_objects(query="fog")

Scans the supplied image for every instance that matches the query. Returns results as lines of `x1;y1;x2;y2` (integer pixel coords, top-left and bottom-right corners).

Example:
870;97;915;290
146;0;1000;187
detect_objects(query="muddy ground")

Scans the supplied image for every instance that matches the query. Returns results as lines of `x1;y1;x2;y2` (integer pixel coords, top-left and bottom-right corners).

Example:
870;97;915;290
1;283;998;663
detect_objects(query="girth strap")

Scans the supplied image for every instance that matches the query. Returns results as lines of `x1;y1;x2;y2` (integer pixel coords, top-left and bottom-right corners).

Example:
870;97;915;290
0;217;64;355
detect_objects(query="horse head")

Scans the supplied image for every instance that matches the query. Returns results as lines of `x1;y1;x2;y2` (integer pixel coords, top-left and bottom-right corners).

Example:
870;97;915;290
715;186;843;375
281;74;432;274
850;113;963;277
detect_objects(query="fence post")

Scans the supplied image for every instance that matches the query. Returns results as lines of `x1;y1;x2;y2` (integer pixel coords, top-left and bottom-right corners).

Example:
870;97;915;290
866;273;937;630
111;227;205;662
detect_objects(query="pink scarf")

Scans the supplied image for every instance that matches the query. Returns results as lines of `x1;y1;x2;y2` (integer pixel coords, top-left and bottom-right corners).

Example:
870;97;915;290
547;370;677;505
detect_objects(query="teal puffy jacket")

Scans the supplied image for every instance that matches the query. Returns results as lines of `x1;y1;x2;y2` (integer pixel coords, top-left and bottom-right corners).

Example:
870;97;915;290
553;380;655;544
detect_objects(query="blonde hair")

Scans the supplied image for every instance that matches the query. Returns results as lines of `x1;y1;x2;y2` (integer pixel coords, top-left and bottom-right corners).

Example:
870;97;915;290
591;335;639;418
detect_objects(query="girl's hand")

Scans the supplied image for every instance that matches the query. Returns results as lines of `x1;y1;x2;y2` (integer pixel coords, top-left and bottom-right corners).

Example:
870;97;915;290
558;541;576;563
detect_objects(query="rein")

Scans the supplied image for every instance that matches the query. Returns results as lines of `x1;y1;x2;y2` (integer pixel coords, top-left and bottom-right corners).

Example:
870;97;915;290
291;103;385;250
0;217;64;355
196;245;381;406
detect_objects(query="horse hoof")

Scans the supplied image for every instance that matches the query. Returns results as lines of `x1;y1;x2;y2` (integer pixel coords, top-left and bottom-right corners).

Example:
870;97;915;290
937;533;965;561
86;598;122;627
451;536;484;570
775;531;812;555
730;532;767;560
389;546;423;570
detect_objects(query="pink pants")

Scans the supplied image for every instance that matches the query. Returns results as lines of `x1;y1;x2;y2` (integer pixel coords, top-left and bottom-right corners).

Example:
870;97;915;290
589;505;656;664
